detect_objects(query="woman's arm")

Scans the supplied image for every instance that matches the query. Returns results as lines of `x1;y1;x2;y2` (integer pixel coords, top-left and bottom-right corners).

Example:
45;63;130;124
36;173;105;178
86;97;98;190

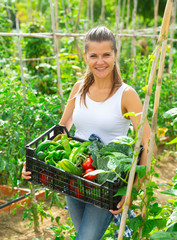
59;80;82;131
122;86;157;169
110;86;157;215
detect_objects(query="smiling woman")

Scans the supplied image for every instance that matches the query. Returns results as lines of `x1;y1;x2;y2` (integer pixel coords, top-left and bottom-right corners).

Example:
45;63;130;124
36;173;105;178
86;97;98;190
22;26;155;240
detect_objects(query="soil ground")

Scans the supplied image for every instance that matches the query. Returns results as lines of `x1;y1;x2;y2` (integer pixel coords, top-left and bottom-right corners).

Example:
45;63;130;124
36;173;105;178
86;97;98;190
0;147;176;240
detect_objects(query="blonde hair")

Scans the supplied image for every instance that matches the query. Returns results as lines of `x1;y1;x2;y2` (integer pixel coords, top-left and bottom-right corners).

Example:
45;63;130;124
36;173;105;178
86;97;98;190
79;26;122;106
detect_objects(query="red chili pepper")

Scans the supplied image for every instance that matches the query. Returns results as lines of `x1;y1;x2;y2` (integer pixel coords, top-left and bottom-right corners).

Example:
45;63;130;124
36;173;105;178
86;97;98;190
82;156;95;170
40;171;52;185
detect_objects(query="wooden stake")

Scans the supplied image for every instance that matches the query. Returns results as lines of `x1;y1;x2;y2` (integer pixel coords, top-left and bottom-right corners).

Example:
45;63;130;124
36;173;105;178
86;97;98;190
117;1;173;239
116;0;121;73
61;0;68;31
16;17;26;97
101;0;105;24
153;0;159;49
131;0;137;80
168;0;177;73
74;0;83;63
91;0;94;27
140;1;172;237
127;0;130;29
49;0;64;109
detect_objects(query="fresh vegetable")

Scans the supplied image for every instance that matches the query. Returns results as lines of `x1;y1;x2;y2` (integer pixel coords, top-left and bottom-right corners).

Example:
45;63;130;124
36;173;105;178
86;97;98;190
61;134;72;157
84;168;97;181
40;171;53;185
70;141;92;164
87;138;137;184
57;159;83;176
69;140;81;148
37;151;46;161
82;156;95;170
36;140;60;154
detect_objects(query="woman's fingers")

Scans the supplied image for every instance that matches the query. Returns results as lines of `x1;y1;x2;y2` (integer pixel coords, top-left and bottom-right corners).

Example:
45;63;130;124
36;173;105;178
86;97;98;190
109;196;125;215
22;162;31;179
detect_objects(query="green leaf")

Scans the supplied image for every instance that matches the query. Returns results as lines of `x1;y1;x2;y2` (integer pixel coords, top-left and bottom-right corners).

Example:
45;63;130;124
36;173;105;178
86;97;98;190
167;137;177;145
111;136;135;145
142;219;155;237
163;108;177;119
166;222;177;232
173;117;177;124
123;112;136;118
149;202;162;216
150;231;177;240
160;188;177;197
136;165;146;178
155;218;167;229
129;215;143;231
114;186;138;197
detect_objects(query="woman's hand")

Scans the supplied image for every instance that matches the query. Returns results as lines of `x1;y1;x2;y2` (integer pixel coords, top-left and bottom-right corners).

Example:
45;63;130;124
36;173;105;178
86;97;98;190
22;162;31;180
109;195;126;215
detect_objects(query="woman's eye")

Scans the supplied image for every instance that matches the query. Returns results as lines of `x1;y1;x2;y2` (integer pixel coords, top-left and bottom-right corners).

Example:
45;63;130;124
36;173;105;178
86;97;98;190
90;55;96;58
104;53;111;56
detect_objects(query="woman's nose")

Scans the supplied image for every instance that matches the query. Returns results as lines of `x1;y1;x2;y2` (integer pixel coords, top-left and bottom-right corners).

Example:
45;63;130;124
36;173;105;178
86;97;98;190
96;57;104;64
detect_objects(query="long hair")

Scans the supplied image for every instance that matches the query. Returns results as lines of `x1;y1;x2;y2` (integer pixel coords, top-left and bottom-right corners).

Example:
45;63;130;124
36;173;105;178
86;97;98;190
79;26;122;106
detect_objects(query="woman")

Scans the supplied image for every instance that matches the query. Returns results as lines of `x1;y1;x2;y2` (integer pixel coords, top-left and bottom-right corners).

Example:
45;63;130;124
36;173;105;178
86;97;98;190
22;26;156;239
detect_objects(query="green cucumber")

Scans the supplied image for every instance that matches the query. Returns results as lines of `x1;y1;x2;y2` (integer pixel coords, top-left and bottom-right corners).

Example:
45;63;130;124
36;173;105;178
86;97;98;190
57;159;83;176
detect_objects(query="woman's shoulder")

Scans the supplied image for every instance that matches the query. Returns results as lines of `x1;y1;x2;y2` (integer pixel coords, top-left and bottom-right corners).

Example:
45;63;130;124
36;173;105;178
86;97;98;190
122;83;136;94
70;80;84;96
122;83;140;102
73;80;84;91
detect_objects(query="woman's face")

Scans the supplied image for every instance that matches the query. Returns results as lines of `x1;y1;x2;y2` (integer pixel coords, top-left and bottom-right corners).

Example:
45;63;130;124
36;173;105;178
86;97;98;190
84;41;117;81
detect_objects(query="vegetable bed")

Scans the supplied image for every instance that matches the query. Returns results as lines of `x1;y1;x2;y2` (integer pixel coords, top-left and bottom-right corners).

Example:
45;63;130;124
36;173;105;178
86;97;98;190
25;125;141;210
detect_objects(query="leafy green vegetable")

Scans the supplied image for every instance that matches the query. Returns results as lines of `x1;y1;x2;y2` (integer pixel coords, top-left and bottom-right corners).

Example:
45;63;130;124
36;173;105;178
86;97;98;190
87;137;143;185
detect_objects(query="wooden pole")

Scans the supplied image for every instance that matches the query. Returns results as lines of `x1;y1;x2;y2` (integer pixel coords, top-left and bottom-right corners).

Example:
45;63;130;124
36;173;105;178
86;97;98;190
49;0;64;109
16;17;26;96
121;0;126;30
61;0;68;31
131;0;137;80
153;0;159;49
117;1;173;239
55;0;59;33
127;0;130;29
101;0;105;24
139;1;172;238
87;0;90;29
116;0;121;73
168;0;177;73
74;0;83;63
91;0;94;27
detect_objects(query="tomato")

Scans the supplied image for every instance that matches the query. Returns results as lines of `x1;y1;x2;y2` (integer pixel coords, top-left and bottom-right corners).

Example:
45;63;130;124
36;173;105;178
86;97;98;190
70;179;84;198
82;156;95;170
40;171;52;185
84;168;97;181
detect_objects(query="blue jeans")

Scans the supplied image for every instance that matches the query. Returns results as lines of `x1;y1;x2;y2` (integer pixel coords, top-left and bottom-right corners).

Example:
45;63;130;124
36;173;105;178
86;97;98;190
66;196;113;240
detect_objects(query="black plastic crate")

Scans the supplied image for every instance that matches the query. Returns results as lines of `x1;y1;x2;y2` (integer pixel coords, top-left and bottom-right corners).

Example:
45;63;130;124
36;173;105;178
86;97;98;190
25;124;123;210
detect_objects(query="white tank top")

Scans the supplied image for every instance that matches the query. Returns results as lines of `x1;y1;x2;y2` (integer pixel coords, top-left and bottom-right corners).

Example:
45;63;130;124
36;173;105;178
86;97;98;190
73;83;131;145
